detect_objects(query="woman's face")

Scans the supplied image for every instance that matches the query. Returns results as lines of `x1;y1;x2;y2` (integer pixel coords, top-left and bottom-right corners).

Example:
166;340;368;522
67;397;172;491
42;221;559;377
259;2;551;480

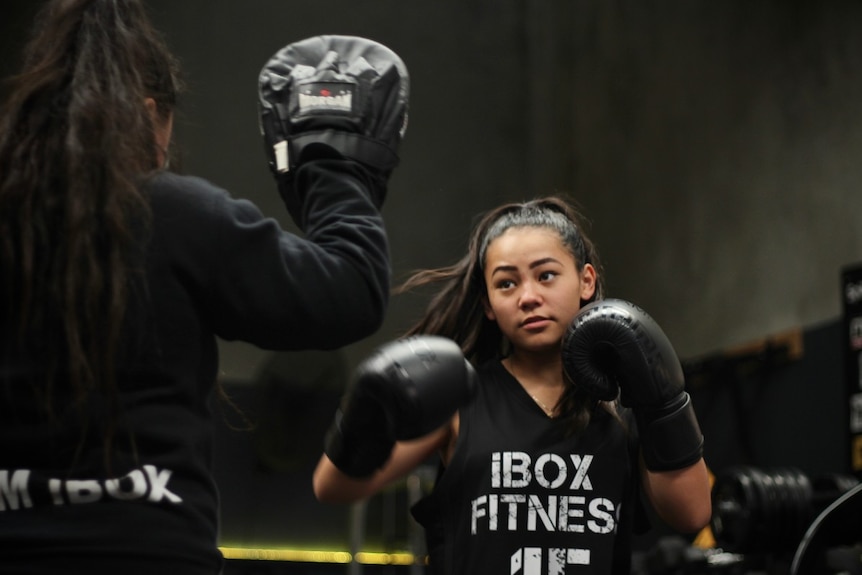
483;226;596;356
145;97;173;168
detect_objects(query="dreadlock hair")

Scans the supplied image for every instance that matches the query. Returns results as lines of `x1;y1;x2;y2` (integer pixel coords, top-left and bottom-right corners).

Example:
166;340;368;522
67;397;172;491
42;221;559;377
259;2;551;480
0;0;182;468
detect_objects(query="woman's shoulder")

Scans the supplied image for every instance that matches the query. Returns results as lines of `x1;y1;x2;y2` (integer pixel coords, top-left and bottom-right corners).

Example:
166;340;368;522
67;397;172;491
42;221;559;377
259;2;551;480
474;357;506;381
143;171;229;207
470;359;508;392
143;171;269;228
469;358;525;405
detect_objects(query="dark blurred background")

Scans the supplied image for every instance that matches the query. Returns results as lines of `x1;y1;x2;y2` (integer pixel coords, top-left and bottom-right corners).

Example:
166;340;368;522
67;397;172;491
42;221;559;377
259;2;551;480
3;1;862;573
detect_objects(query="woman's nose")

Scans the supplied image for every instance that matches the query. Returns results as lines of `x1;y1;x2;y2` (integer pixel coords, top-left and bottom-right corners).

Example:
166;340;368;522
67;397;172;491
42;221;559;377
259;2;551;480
518;283;542;309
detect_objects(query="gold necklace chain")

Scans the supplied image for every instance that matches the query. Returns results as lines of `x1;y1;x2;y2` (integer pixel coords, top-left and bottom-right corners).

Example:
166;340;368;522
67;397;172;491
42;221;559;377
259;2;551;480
507;358;558;418
530;394;556;418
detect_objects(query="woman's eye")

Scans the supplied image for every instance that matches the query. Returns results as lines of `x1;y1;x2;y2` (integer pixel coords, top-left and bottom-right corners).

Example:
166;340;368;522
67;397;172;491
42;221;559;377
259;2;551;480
539;271;558;282
496;279;515;290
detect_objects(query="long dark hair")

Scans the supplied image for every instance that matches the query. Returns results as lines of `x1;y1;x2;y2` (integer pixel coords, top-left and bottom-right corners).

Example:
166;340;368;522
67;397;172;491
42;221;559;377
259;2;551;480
0;0;181;455
398;196;616;433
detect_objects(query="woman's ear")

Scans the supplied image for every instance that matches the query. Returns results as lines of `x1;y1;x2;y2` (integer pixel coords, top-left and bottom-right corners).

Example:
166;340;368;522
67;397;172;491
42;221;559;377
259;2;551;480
580;263;597;301
482;296;496;321
145;97;173;168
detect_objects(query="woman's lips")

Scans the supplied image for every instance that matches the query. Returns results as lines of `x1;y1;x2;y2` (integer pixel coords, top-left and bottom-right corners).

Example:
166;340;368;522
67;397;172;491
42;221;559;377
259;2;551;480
521;316;551;330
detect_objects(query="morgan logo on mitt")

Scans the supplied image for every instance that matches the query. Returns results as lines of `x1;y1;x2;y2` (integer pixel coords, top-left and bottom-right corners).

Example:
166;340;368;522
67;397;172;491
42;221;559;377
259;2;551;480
298;83;354;114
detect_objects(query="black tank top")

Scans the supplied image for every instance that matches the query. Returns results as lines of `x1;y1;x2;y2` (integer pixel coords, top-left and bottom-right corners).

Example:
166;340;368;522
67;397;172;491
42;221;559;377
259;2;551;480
412;359;644;575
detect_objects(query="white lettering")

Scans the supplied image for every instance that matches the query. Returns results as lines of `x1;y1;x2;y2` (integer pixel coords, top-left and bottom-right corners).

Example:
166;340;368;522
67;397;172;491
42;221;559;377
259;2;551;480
510;547;542;575
534;454;566;489
568;454;593;490
471;495;487;534
505;452;531;488
489;494;498;531
67;479;102;504
501;494;526;530
560;495;585;533
510;547;592;574
105;468;148;501
588;498;616;534
527;494;557;531
144;465;182;503
0;469;32;511
471;493;616;534
565;548;591;566
0;465;182;511
549;548;567;575
493;452;593;491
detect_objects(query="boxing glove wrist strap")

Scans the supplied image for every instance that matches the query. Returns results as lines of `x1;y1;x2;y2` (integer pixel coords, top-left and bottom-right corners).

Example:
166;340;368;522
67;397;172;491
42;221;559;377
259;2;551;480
323;409;395;479
290;131;398;172
635;392;704;472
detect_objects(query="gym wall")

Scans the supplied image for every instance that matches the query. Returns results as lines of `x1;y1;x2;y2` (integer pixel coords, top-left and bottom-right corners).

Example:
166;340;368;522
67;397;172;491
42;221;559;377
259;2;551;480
130;0;862;375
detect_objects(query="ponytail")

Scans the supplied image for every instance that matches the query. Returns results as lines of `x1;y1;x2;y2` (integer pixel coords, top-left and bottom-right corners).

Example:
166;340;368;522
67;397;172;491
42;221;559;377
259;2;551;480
0;0;182;466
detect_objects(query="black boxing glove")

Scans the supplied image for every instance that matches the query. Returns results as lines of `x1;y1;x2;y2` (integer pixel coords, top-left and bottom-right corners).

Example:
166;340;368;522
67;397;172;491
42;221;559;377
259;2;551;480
561;298;704;472
324;335;477;478
258;35;409;227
